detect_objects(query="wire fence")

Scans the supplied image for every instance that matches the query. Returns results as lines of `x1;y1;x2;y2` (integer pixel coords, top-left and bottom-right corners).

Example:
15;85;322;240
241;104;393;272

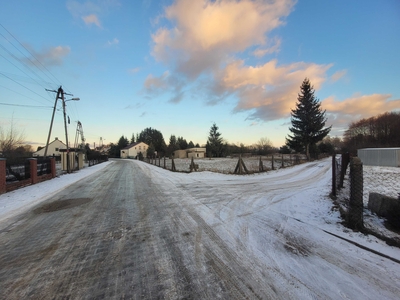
143;154;318;174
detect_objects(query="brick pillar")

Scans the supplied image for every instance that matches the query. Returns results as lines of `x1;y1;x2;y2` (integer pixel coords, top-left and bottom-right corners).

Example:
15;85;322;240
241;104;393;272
0;159;6;194
29;158;38;184
348;157;364;230
50;157;56;178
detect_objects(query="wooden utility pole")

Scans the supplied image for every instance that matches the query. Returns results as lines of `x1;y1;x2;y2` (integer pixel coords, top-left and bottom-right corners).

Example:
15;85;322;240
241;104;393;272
44;87;63;158
44;86;79;173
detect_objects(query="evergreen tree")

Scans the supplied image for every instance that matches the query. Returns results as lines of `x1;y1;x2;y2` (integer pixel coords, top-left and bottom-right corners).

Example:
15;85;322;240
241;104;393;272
138;127;167;156
147;143;155;158
206;123;224;157
167;135;179;156
118;135;129;149
286;78;331;159
188;141;195;148
177;136;188;149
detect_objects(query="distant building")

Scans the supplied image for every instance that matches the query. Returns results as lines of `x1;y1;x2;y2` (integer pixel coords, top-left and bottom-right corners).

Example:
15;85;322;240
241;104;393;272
358;148;400;167
173;147;206;159
33;138;66;157
120;142;148;159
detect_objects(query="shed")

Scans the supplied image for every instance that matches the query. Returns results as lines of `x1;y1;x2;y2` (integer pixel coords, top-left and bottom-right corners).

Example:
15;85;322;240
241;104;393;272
357;148;400;167
173;147;206;159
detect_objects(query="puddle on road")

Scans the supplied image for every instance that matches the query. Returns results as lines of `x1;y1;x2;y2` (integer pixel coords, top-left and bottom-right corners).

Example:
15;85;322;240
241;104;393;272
33;198;93;214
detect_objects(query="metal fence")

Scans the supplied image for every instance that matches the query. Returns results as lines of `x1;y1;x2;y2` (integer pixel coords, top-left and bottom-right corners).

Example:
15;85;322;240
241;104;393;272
5;157;52;183
6;158;30;182
87;153;108;167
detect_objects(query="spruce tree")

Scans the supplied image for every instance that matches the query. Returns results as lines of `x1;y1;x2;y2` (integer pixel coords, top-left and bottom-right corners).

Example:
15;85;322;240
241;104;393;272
206;123;224;157
286;78;331;159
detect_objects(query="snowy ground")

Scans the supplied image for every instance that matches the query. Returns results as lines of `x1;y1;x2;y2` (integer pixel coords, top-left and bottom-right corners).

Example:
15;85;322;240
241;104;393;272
1;157;400;298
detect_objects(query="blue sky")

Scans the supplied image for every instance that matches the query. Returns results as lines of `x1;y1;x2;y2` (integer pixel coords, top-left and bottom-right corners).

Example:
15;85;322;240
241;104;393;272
1;0;399;150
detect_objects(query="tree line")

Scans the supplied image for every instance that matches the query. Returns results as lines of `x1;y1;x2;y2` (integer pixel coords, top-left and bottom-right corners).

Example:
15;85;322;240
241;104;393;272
343;112;400;154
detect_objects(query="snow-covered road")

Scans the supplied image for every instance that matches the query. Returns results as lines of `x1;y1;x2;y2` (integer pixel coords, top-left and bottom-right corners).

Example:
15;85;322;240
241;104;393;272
1;158;399;299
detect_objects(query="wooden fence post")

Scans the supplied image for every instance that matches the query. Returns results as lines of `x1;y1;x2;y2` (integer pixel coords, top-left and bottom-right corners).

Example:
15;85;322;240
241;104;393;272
331;153;336;197
348;157;364;231
281;154;284;168
234;155;248;174
259;156;264;172
164;157;166;169
171;157;176;171
271;154;275;170
339;152;350;189
190;157;198;172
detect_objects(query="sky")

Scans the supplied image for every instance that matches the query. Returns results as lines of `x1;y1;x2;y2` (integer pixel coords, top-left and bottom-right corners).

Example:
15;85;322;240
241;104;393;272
1;0;400;150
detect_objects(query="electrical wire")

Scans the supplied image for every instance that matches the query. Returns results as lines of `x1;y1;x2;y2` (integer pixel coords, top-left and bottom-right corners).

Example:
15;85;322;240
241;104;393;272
0;24;62;87
0;102;53;109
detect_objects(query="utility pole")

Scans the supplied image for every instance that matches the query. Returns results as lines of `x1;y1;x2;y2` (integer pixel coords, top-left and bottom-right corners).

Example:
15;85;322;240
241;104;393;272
44;87;62;158
61;89;70;173
44;86;79;173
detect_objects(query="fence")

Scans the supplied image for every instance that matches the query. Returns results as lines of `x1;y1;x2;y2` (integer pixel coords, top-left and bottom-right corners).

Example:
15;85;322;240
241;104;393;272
332;154;366;231
0;157;56;194
87;154;109;167
143;154;311;174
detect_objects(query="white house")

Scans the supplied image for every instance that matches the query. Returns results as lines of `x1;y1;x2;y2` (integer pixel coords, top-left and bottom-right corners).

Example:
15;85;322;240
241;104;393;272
120;142;148;159
33;138;66;157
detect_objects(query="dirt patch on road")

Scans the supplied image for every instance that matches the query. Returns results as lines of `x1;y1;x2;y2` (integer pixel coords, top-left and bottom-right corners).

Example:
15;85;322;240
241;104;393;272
33;198;92;214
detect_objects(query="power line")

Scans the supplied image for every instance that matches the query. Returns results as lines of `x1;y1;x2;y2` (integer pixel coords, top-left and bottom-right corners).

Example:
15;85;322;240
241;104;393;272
0;72;54;104
0;49;54;90
0;102;53;109
0;23;62;87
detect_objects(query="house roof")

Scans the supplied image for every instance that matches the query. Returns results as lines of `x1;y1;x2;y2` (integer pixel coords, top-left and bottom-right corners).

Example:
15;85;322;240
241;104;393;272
121;141;148;150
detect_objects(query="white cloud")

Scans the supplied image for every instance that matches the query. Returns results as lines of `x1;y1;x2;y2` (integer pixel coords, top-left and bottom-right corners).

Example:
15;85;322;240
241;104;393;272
128;67;140;74
82;14;102;28
24;45;71;67
252;37;281;57
216;59;332;120
151;0;295;78
331;69;347;82
66;0;120;28
107;38;119;46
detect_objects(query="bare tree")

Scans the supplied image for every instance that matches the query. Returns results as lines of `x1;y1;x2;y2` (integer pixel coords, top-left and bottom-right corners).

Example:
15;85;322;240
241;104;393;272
257;137;273;155
0;118;25;157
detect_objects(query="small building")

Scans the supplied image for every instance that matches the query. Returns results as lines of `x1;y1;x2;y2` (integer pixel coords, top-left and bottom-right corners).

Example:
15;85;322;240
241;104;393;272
173;147;206;159
121;142;148;159
33;138;66;157
357;148;400;167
